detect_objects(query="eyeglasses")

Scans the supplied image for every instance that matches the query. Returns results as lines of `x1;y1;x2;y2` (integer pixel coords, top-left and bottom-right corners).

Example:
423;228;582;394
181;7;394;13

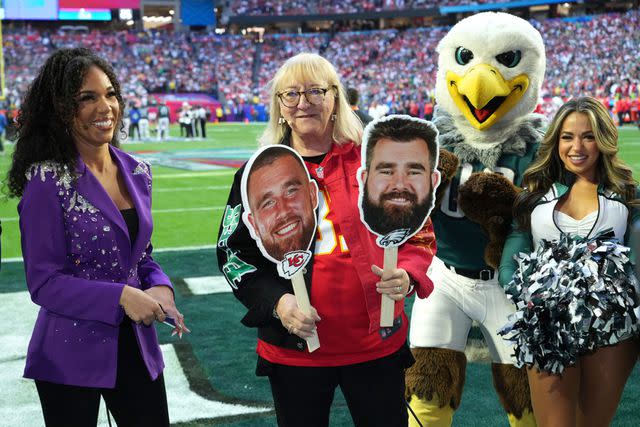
277;86;335;108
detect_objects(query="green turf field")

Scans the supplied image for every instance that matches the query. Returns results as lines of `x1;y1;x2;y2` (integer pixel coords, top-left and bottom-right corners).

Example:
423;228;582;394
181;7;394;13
1;123;640;426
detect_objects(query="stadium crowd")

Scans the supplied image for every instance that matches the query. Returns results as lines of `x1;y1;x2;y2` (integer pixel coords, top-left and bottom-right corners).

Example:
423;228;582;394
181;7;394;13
225;0;496;16
2;10;639;124
258;33;327;100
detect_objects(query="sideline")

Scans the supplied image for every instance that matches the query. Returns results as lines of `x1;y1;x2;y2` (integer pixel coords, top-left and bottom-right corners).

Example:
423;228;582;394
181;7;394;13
0;206;226;223
1;244;218;264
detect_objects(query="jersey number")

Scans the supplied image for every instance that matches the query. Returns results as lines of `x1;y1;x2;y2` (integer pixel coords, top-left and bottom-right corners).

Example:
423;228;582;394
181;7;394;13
315;189;348;255
440;163;516;218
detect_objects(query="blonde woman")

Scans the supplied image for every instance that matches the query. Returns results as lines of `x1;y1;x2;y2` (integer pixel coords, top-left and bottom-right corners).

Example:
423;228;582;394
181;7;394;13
217;53;436;426
499;96;640;426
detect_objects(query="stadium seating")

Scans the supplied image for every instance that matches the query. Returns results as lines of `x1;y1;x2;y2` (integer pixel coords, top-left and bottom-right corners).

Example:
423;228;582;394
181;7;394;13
3;10;639;121
226;0;498;17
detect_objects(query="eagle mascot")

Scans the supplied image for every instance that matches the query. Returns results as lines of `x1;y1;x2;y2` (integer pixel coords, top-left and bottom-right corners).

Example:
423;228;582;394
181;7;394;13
406;12;546;427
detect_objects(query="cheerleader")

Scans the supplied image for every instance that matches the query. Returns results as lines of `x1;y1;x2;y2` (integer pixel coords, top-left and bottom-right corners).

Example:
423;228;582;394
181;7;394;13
499;96;640;427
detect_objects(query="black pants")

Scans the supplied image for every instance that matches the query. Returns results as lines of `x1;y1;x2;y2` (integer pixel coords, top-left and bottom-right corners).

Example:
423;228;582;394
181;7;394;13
129;123;140;140
180;123;193;138
265;346;412;427
35;321;169;427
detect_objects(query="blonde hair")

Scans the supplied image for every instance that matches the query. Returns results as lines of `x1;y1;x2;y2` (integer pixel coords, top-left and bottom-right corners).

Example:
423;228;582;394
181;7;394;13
258;52;362;147
515;96;637;229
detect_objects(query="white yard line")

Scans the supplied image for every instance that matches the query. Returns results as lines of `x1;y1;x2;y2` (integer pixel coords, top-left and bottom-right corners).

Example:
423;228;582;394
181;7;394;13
0;206;226;223
1;244;219;263
153;170;236;178
184;276;231;295
154;244;217;253
152;206;225;213
154;185;230;192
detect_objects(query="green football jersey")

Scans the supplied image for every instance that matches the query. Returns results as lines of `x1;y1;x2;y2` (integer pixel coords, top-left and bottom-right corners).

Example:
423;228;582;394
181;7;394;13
433;142;539;270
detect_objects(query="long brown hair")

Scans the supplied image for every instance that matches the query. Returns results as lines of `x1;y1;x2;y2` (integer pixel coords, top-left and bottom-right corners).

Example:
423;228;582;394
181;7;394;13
514;96;637;230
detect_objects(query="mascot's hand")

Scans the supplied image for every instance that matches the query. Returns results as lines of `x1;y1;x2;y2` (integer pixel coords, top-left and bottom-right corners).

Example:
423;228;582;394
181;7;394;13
458;172;519;269
435;149;460;207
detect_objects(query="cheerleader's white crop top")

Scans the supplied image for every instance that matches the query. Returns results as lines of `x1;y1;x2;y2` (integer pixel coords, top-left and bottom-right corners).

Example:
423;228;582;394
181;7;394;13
530;186;628;250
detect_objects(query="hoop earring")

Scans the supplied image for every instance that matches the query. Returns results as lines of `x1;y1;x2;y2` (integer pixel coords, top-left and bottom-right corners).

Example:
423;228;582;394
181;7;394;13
278;117;286;125
331;114;337;122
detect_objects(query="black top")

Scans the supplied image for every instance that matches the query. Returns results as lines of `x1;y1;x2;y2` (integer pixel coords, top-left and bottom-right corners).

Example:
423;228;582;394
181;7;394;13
120;208;139;246
302;154;326;165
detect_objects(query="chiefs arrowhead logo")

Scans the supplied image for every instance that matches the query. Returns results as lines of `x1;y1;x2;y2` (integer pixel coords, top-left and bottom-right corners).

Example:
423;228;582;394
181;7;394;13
277;250;312;279
377;228;412;248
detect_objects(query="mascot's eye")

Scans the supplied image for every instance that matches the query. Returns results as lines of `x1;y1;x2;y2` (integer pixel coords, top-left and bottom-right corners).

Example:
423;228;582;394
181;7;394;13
496;50;522;68
454;47;473;65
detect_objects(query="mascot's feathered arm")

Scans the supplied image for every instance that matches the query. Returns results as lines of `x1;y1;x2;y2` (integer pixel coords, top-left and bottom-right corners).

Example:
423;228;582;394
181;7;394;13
435;148;460;208
458;172;520;269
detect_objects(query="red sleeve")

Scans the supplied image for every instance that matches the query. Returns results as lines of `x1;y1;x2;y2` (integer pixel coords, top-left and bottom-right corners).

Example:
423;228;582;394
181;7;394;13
398;217;436;299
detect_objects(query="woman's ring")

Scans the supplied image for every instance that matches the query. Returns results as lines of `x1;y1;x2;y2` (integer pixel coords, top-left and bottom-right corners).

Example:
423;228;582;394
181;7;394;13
396;285;402;292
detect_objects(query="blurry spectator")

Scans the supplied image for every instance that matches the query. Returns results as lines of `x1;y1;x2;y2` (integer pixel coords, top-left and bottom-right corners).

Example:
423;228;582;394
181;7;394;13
423;98;434;121
139;103;150;140
195;105;208;138
215;105;224;123
129;104;141;141
179;102;193;138
148;107;158;139
157;102;171;140
347;87;373;125
0;111;7;154
630;97;639;126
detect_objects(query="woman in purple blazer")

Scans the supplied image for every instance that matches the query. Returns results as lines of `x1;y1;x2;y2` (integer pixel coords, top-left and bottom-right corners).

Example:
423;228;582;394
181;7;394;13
7;48;186;426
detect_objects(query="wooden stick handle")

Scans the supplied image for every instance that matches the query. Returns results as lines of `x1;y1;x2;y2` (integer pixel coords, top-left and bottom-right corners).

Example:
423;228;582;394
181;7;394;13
380;246;398;327
291;272;320;352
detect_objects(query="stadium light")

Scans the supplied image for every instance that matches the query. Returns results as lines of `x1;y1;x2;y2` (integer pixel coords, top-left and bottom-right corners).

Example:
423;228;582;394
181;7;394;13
119;9;133;21
143;16;172;23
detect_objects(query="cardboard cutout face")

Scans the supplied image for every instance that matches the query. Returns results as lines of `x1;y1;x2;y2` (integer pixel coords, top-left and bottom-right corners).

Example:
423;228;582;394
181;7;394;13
357;114;441;247
241;145;319;278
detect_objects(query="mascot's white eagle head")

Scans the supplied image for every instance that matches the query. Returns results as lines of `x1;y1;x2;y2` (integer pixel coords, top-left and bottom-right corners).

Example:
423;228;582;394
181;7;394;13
435;12;545;139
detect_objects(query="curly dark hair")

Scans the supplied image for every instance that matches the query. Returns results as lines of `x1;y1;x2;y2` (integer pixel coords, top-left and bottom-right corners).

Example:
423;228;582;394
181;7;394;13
6;48;125;198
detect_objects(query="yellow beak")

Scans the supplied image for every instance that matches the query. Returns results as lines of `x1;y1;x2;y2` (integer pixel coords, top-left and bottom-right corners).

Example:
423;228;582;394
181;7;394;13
446;64;529;130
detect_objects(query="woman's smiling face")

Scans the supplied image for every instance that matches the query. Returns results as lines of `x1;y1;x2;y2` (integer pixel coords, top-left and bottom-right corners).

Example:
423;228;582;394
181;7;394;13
558;111;600;182
278;81;336;142
71;65;120;149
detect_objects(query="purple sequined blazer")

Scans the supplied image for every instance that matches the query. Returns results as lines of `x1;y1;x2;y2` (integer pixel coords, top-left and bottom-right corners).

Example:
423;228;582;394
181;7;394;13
19;145;171;388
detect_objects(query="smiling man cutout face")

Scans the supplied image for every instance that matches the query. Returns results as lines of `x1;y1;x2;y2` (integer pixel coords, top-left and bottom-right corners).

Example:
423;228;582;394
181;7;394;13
243;145;319;262
359;115;440;240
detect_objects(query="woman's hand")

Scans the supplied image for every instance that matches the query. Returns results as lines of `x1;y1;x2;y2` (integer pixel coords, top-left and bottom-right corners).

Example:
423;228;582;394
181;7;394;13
275;293;320;339
145;285;190;336
119;285;165;326
372;265;410;301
